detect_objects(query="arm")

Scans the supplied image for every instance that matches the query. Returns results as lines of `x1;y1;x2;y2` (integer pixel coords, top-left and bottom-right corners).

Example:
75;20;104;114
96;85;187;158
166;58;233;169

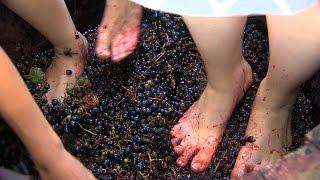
0;47;62;165
0;48;95;180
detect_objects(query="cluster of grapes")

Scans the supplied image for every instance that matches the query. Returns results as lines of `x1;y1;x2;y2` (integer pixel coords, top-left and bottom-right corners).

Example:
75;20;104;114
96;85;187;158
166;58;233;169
0;12;317;180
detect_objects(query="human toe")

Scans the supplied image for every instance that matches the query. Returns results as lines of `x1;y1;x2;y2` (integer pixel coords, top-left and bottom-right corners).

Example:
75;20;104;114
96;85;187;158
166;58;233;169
190;137;218;172
170;123;189;139
111;35;132;61
96;29;111;60
174;145;185;154
231;159;248;179
176;143;198;167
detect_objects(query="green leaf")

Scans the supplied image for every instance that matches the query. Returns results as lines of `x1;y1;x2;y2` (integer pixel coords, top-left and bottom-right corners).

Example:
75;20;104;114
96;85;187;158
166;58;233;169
76;77;91;87
25;67;45;84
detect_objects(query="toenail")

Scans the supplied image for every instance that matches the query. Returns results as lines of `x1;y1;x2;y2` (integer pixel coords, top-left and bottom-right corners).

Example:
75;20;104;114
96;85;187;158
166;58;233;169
171;138;180;146
112;55;119;60
174;146;183;153
97;49;110;57
191;163;203;171
113;57;122;62
103;51;110;55
113;53;126;61
177;159;185;166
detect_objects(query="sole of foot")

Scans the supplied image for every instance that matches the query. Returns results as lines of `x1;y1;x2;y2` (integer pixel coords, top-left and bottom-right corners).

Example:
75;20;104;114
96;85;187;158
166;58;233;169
96;0;142;62
171;60;253;172
46;33;88;103
231;79;293;179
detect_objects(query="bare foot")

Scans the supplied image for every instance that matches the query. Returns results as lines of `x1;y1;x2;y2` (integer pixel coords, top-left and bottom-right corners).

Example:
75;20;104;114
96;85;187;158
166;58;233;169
231;79;293;179
96;0;142;61
171;60;252;172
46;32;88;103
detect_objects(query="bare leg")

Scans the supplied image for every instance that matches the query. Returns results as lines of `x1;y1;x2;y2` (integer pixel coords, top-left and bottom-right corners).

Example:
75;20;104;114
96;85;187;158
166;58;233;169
171;16;252;172
232;5;320;178
96;0;142;61
0;47;95;180
1;0;88;102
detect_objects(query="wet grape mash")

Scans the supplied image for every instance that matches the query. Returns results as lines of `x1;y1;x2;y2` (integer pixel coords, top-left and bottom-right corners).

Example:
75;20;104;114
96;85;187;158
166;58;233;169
0;11;318;179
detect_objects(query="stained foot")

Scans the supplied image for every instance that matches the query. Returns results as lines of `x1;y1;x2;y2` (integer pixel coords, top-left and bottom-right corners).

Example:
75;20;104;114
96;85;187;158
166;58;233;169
171;60;252;172
46;32;88;103
96;0;142;61
231;79;293;179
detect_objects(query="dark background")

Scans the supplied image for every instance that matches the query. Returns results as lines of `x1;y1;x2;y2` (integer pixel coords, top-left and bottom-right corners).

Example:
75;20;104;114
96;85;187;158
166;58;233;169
0;0;104;60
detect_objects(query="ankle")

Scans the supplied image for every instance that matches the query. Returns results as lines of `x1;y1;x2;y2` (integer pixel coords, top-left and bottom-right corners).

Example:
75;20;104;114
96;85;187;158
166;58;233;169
54;34;87;59
258;79;296;111
53;32;86;54
208;60;251;95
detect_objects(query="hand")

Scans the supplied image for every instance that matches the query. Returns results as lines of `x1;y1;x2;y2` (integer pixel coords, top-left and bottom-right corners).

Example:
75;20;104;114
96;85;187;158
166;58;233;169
35;149;96;180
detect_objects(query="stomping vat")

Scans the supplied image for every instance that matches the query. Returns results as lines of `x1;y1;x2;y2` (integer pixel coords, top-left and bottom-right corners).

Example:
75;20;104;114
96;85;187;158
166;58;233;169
0;1;320;178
